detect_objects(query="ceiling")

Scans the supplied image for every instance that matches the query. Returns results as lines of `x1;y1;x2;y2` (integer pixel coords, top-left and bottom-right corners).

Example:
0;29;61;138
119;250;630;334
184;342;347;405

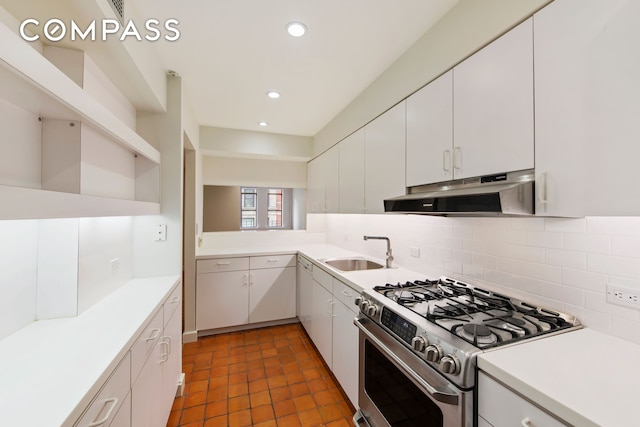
0;0;459;137
128;0;460;137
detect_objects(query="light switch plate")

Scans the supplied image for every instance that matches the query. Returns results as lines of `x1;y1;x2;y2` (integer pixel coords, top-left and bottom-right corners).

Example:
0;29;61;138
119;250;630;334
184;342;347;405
410;247;421;258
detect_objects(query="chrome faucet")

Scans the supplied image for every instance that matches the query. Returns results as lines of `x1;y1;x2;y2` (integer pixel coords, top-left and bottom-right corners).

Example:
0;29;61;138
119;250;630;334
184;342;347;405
363;235;393;268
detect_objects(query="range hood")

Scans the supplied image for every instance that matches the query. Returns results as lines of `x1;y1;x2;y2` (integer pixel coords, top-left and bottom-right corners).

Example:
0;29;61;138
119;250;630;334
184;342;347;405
384;169;534;216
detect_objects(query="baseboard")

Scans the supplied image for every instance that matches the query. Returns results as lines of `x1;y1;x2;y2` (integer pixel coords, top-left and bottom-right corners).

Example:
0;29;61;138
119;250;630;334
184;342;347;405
182;330;198;343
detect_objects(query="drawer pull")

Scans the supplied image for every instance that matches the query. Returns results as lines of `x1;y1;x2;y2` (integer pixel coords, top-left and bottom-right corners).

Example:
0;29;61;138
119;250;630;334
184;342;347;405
521;417;532;427
145;328;161;342
217;261;231;266
170;296;180;304
87;397;118;427
340;290;351;297
267;258;279;263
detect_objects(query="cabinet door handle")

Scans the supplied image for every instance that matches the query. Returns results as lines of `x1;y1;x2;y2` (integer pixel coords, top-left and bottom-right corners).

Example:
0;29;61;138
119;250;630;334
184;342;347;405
249;273;254;286
443;150;451;172
170;296;179;304
87;397;118;427
145;328;160;342
453;146;462;170
243;274;248;286
521;417;532;427
331;301;336;317
160;341;170;363
326;299;333;315
163;336;172;355
538;172;548;205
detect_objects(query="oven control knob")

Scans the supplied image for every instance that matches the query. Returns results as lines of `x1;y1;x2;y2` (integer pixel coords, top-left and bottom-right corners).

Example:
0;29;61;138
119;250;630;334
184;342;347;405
425;345;443;363
366;304;379;317
411;336;428;352
354;296;363;307
360;300;369;313
439;355;461;375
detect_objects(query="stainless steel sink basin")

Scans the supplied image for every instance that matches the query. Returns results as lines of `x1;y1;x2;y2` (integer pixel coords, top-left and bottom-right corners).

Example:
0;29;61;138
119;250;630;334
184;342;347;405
322;257;384;272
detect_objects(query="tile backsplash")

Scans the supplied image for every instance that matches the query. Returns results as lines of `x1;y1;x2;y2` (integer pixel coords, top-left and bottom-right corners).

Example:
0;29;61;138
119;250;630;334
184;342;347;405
315;214;640;345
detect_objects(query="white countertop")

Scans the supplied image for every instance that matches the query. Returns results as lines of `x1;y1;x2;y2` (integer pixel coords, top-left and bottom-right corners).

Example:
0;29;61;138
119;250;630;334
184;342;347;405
477;328;640;427
0;275;180;427
197;243;432;292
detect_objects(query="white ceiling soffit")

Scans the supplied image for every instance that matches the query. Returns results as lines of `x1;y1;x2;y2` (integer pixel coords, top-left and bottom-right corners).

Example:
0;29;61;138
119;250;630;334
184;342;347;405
128;0;460;136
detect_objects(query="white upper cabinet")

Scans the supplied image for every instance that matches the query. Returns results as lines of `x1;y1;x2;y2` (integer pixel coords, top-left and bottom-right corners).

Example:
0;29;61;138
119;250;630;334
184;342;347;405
453;18;534;180
364;101;406;213
339;129;365;213
406;71;454;187
307;144;339;214
534;0;640;216
0;21;160;220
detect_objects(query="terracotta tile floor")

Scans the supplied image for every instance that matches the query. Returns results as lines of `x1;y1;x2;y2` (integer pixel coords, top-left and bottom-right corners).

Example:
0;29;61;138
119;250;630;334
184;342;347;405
167;323;356;427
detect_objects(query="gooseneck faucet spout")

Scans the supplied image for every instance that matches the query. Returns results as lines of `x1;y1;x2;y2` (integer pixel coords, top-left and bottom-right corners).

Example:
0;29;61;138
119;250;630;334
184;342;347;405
363;235;393;268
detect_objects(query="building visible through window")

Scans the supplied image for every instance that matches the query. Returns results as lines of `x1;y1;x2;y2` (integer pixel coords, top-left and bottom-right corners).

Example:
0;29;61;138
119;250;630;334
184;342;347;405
267;189;283;228
241;187;257;228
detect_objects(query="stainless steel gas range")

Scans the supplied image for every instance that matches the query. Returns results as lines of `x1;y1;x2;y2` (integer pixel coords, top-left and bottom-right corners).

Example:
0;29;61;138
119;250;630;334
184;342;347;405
352;277;581;427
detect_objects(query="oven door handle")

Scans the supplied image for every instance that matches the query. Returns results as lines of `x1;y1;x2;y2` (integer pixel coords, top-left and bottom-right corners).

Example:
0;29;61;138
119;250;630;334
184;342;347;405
355;317;459;406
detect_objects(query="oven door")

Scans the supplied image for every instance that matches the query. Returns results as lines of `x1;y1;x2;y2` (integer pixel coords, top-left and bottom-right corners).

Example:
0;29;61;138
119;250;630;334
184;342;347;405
354;317;472;427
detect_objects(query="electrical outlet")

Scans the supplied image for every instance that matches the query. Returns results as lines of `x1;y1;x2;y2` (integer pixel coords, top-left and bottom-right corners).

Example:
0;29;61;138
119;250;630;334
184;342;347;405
110;258;120;272
156;223;167;241
607;284;640;309
410;247;421;258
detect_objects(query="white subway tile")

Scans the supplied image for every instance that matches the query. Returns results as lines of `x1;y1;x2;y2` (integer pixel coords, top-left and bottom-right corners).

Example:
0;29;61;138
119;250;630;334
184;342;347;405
608;276;640;292
587;253;640;279
484;269;545;295
526;231;564;249
544;217;587;233
611;236;640;258
463;239;487;254
564;233;610;254
511;217;545;231
472;253;497;270
487;242;546;263
451;250;473;264
562;268;607;293
496;258;562;283
461;264;485;280
545;248;587;270
542;282;585;307
586;217;640;237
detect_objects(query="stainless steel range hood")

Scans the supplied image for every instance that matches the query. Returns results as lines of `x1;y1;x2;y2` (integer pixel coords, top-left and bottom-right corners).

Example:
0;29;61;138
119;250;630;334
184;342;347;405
384;169;535;216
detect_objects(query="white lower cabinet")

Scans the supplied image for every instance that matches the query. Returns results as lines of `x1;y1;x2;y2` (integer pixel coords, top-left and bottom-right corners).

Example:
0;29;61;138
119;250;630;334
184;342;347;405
132;290;182;427
74;281;182;427
478;372;568;427
304;264;359;407
296;256;313;334
310;276;334;366
74;353;131;427
196;255;297;331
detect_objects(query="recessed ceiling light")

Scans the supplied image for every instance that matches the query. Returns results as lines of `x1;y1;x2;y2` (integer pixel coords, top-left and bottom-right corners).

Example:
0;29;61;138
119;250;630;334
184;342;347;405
258;121;269;127
267;91;281;99
286;22;307;37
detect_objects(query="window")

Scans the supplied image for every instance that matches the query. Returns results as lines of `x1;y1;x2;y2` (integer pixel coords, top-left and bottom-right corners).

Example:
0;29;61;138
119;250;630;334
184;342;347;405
240;187;292;230
267;189;283;228
241;187;257;228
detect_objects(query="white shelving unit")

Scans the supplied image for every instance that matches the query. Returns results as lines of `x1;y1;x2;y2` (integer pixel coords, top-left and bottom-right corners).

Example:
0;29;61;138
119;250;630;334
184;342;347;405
0;21;160;220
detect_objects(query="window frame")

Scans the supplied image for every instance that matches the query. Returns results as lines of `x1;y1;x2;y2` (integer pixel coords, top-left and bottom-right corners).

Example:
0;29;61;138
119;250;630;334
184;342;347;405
240;187;292;230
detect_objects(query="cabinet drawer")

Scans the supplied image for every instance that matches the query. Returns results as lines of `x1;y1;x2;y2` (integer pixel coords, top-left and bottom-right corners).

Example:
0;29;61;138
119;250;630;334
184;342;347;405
250;254;296;269
75;353;131;427
478;372;568;427
131;308;163;385
163;284;181;327
197;257;249;273
333;280;359;314
312;266;333;292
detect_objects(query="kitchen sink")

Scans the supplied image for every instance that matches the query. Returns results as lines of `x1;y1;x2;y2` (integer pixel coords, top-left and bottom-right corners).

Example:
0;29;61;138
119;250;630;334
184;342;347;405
322;257;384;272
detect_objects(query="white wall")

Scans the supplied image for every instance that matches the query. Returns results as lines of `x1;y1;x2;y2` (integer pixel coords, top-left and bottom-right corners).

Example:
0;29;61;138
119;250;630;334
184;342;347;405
203;156;307;189
321;214;640;345
0;221;38;340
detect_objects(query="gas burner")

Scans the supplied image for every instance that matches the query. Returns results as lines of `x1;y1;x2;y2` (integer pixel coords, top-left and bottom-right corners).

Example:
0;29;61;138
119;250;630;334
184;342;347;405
456;323;498;346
